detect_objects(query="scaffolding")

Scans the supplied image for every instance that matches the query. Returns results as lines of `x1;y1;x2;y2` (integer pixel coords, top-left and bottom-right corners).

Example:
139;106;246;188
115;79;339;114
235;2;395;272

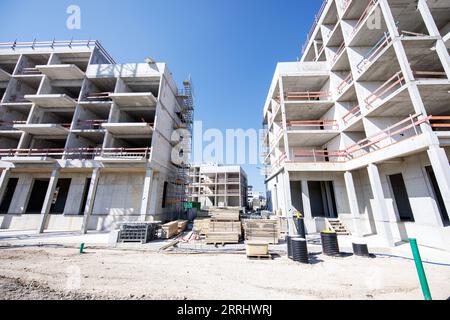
167;79;196;218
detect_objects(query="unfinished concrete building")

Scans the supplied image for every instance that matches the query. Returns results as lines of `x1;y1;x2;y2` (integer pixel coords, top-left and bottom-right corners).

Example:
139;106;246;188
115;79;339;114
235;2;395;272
0;40;194;233
188;164;248;209
263;0;450;251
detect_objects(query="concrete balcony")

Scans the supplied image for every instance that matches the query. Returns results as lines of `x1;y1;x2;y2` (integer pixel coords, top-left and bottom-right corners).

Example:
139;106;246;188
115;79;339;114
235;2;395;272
0;67;10;81
430;116;450;145
101;122;154;135
0;147;151;163
287;120;340;146
13;123;70;136
109;92;157;108
24;94;78;108
36;64;85;80
287;113;429;170
94;147;151;163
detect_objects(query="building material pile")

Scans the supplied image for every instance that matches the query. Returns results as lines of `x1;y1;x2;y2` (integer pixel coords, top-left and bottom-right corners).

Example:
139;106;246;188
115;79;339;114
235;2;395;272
118;222;159;244
243;219;279;244
177;220;188;233
161;221;180;239
209;208;240;221
193;218;211;235
205;208;242;244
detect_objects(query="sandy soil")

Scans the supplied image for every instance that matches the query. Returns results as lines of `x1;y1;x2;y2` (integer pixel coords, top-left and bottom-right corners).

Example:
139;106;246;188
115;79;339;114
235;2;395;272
0;246;449;300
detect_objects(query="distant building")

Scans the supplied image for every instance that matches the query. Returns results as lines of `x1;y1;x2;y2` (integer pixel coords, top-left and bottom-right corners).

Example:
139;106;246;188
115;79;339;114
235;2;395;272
188;164;248;209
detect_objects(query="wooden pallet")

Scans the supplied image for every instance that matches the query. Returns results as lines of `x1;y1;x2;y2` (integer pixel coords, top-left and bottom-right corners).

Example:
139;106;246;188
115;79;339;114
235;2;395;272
247;254;273;260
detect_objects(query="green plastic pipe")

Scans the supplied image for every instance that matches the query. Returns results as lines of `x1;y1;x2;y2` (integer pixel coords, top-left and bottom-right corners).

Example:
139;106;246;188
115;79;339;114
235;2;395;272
409;238;432;300
79;243;85;254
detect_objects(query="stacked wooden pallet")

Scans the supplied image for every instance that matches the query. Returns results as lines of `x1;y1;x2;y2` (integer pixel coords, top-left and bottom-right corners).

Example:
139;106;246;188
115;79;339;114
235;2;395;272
193;218;211;235
161;221;179;239
209;208;240;221
177;220;188;233
205;208;242;244
243;219;279;244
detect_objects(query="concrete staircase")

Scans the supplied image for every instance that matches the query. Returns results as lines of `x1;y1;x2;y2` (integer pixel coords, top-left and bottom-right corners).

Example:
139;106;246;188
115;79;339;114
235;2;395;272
325;218;351;235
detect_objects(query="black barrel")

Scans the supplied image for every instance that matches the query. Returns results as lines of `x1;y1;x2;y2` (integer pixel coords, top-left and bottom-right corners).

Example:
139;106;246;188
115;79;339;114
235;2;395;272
320;231;340;256
287;235;301;259
291;238;309;264
294;218;306;238
352;242;370;257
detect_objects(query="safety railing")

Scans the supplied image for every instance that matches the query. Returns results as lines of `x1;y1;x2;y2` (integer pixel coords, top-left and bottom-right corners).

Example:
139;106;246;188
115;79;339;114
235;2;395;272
0;39;116;64
19;67;42;76
351;0;378;37
301;0;329;54
293;149;348;162
314;44;325;61
365;71;405;109
291;114;427;163
7;95;30;103
0;147;151;160
357;32;392;73
281;91;331;102
413;71;447;79
0;120;26;130
346;113;428;158
337;73;354;94
268;152;288;175
76;119;108;130
332;42;346;64
287;120;339;130
430;116;450;131
342;104;361;124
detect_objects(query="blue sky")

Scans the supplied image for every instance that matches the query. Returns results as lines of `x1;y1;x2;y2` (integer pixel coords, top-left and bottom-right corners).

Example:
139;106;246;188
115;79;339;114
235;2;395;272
0;0;322;194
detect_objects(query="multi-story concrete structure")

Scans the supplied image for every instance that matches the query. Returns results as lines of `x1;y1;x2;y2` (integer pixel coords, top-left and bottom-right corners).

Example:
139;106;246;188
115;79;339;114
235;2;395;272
263;0;450;251
188;164;248;209
0;40;194;233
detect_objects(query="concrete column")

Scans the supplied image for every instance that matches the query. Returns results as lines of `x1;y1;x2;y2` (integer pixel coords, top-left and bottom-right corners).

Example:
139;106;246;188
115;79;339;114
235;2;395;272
38;168;60;234
278;77;291;161
0;168;11;205
282;170;295;235
344;171;363;237
367;164;395;246
81;168;101;234
140;168;154;221
427;146;450;217
300;180;312;220
417;0;450;77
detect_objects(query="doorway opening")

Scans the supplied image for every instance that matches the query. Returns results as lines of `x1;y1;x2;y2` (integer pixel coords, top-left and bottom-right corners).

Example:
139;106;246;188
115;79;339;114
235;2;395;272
389;173;414;222
50;179;71;214
308;181;337;218
26;179;50;214
0;178;19;213
425;166;449;226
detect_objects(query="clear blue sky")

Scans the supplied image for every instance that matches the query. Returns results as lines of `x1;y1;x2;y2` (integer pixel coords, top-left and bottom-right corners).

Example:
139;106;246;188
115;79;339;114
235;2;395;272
0;0;322;194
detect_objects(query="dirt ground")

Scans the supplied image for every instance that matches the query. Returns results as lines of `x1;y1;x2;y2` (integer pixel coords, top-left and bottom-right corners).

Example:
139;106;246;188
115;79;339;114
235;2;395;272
0;246;449;300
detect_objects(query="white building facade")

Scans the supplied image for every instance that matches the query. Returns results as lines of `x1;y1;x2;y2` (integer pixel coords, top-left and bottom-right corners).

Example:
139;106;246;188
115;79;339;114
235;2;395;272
263;0;450;251
0;40;193;233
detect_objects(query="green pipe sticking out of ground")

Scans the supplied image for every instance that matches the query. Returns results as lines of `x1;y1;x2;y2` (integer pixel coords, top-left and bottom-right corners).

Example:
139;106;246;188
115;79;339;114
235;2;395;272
79;243;85;254
409;238;432;300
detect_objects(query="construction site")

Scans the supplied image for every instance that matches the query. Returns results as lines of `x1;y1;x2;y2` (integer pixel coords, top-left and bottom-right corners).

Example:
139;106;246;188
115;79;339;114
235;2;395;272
263;0;450;252
0;0;450;301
